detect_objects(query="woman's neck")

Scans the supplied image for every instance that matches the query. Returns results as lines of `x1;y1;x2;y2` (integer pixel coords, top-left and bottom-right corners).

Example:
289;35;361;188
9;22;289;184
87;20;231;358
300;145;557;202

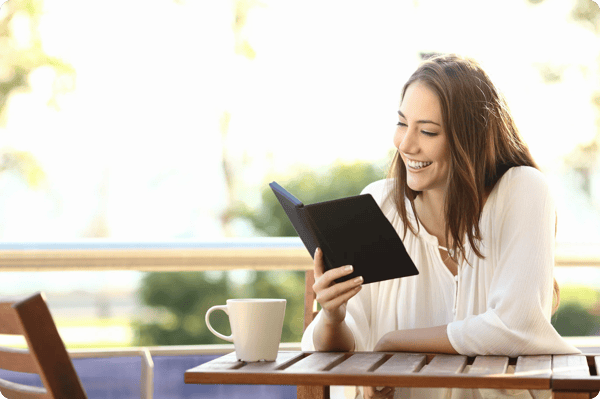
415;189;448;246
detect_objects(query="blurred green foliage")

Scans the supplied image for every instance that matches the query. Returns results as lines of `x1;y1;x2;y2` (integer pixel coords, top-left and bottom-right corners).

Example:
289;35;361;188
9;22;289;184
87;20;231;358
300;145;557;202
0;0;74;118
135;270;305;345
0;0;74;187
552;285;600;336
135;158;390;345
228;159;390;237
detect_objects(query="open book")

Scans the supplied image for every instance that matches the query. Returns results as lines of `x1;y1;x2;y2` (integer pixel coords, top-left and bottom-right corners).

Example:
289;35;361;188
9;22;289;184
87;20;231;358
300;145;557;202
269;181;418;285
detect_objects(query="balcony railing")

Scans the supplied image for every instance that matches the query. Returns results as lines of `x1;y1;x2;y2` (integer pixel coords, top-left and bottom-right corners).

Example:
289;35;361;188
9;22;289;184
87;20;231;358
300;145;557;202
1;238;599;399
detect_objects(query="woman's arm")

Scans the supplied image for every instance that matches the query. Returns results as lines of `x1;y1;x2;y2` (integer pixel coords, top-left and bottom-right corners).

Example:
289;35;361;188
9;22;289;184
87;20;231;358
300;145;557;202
311;248;363;352
374;325;458;354
313;313;356;352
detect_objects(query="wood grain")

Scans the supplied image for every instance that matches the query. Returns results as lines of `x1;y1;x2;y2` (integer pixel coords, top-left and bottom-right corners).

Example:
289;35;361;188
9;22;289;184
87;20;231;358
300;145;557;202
329;353;387;374
552;355;598;392
284;352;347;372
553;355;590;377
420;354;468;375
241;352;304;371
0;302;23;335
514;355;552;378
15;293;88;398
0;379;48;399
468;356;509;376
184;352;597;392
297;385;328;399
0;347;39;374
372;353;426;374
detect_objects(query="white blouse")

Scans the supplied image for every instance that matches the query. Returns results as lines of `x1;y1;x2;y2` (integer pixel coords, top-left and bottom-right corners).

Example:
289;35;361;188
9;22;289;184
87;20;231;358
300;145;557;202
301;166;579;399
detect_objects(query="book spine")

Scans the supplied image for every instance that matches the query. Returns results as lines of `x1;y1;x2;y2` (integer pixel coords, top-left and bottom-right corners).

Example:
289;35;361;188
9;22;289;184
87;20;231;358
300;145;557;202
301;208;336;271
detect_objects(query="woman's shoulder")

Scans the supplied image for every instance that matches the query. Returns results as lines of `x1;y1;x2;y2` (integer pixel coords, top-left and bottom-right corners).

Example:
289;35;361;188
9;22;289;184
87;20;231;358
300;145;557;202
489;166;554;220
494;166;550;198
360;178;396;207
361;178;392;197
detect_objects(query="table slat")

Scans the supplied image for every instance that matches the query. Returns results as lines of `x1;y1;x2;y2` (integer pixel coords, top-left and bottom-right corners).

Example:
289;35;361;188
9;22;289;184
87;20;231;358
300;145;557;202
420;355;467;375
372;353;426;374
191;352;243;371
514;355;552;378
468;356;509;375
552;355;590;377
329;353;387;374
185;351;593;392
284;352;347;372
552;355;597;392
242;352;305;371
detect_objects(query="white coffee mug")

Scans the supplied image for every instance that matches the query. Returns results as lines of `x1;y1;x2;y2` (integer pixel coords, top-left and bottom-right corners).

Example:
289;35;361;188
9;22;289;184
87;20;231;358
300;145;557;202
205;298;286;362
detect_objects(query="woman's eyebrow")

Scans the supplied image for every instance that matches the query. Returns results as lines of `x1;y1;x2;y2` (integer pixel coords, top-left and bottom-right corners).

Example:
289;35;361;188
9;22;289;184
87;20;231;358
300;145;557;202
397;110;441;127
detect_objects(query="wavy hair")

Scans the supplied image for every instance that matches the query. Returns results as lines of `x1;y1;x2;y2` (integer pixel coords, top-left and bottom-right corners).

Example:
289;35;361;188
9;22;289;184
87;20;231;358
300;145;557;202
389;54;538;261
389;55;562;313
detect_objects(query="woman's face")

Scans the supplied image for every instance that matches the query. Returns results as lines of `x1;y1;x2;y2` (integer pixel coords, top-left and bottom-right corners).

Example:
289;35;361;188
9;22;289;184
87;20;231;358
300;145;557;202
393;82;451;194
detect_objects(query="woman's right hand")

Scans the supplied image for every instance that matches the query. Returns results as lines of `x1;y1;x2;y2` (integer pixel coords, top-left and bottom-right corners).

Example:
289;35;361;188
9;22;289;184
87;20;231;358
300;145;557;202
312;247;363;325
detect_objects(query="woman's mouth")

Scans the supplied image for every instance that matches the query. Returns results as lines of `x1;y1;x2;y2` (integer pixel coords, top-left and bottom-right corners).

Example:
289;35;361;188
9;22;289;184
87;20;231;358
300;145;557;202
407;159;433;170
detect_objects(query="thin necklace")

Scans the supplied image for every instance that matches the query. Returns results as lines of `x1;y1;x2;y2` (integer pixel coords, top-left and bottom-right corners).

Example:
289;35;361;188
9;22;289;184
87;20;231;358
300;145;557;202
438;245;455;260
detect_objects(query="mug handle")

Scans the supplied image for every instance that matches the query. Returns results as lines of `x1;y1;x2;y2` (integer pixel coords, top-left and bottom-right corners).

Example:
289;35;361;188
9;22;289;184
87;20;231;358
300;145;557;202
205;305;233;342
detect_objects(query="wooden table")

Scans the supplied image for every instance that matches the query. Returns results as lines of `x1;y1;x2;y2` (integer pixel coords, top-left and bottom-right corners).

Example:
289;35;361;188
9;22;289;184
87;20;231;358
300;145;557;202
185;351;600;399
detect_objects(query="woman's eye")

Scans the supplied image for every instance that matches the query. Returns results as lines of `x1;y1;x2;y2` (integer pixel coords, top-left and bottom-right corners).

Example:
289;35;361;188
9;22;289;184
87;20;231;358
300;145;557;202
396;121;407;127
421;130;437;137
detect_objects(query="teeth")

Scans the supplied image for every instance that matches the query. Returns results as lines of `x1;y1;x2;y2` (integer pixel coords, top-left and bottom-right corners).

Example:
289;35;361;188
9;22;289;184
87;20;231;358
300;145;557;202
407;160;432;169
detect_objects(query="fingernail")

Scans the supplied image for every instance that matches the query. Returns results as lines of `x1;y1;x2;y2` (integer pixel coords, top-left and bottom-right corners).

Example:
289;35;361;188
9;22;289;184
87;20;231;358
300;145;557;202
354;276;363;284
315;248;320;256
345;265;353;272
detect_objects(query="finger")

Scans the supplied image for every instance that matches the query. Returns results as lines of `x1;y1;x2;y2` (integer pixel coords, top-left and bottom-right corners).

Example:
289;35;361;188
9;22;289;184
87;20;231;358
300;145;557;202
373;387;394;399
317;275;362;304
313;247;325;279
319;283;362;312
380;387;394;398
313;264;355;292
363;386;375;399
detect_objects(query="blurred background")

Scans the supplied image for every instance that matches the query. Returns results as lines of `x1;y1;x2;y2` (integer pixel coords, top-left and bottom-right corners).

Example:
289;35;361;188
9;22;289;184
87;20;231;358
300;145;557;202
1;0;600;349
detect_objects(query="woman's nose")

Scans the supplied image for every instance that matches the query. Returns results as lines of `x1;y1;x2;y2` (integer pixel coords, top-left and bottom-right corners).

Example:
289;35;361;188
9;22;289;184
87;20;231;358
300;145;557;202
397;128;418;154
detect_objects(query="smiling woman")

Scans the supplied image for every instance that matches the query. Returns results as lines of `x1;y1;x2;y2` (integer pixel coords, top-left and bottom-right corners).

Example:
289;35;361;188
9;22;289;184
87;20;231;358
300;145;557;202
394;82;450;195
302;55;578;399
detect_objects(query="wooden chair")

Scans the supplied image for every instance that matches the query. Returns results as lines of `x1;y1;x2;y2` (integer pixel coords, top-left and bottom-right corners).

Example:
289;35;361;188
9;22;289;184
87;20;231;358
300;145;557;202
0;292;88;399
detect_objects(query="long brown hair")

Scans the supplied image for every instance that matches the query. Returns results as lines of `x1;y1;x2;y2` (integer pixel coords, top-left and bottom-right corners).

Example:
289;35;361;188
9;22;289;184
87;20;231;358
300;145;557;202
390;54;561;312
388;54;560;313
389;54;538;261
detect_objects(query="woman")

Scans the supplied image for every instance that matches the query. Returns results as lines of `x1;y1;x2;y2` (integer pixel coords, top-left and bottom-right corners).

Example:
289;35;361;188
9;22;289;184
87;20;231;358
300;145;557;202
300;54;579;399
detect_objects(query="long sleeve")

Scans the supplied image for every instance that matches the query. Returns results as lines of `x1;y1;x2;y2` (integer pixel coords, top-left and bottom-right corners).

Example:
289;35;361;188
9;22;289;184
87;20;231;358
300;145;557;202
447;167;579;356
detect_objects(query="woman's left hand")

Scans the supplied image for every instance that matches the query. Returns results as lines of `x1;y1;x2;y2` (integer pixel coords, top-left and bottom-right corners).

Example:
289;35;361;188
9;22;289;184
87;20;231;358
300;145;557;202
362;386;394;399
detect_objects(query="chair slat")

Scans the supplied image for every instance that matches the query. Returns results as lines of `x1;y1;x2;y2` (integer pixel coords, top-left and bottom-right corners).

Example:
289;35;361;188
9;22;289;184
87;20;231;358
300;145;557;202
14;293;88;399
468;356;509;375
552;355;589;377
0;377;48;399
0;346;39;374
420;354;467;375
329;353;387;373
373;353;426;374
241;352;304;371
284;352;346;372
514;355;552;377
0;302;23;335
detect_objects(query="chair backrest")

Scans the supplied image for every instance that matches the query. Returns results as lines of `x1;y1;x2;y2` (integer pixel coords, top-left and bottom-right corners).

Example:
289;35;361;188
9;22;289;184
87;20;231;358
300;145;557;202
304;270;318;331
0;292;87;399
